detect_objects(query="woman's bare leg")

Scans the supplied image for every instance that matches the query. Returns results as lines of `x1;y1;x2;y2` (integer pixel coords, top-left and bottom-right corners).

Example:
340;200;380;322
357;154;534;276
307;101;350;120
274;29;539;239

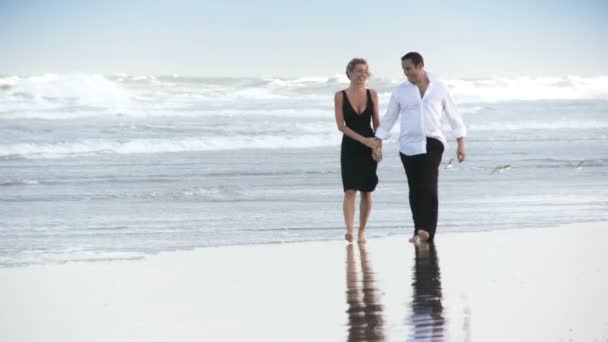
344;190;356;242
358;191;372;242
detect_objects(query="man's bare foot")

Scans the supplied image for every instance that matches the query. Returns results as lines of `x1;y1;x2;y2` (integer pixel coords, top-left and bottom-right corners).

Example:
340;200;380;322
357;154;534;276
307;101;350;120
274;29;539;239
345;233;354;243
409;235;420;245
417;229;430;242
416;242;430;256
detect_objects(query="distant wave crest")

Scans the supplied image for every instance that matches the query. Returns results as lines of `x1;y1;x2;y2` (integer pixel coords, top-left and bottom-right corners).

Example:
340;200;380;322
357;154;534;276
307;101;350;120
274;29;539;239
1;73;606;120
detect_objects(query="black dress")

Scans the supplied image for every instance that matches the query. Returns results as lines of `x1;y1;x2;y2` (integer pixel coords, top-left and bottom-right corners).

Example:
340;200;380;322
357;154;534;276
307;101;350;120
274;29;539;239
340;89;378;192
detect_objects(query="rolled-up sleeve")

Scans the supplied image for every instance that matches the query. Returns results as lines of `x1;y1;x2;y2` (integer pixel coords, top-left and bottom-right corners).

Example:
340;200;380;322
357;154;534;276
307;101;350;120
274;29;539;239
442;87;466;138
375;90;401;140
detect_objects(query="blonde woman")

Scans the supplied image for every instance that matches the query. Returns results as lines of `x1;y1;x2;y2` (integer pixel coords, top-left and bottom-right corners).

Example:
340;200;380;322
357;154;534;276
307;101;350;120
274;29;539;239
334;58;382;243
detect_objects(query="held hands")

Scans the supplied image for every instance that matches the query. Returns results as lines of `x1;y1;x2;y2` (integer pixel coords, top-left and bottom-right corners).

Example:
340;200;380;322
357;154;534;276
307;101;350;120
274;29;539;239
364;137;382;162
372;146;383;162
366;137;382;162
364;137;381;149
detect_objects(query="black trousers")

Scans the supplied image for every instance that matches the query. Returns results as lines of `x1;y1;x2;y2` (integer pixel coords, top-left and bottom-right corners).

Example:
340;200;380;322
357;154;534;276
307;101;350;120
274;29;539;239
400;137;444;241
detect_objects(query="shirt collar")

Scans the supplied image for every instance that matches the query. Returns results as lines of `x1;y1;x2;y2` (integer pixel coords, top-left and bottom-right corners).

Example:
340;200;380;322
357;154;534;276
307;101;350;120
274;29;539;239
403;70;437;87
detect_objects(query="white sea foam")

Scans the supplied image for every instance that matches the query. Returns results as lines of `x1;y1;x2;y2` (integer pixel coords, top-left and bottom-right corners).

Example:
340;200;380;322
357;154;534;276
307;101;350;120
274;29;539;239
0;134;341;159
1;73;606;120
469;120;608;131
4;73;132;105
448;75;608;102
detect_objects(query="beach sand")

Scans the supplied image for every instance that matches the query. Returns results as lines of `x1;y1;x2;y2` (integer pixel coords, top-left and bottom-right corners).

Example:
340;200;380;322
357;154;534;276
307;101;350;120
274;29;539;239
1;222;607;341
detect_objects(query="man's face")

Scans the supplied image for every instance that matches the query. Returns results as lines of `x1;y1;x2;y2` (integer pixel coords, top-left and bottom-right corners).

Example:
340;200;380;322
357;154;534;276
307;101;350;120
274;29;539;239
402;59;422;83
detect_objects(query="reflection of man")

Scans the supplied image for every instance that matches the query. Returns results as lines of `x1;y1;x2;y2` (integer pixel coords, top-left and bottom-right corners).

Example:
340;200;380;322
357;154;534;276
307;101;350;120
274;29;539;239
409;243;445;340
373;52;467;244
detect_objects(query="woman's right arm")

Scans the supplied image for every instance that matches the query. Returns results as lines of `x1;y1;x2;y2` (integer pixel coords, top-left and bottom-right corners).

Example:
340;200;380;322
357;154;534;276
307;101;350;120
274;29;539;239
334;92;379;148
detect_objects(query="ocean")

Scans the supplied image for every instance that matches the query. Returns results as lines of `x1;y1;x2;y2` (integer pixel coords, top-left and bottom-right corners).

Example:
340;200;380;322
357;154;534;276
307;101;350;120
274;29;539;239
1;73;607;266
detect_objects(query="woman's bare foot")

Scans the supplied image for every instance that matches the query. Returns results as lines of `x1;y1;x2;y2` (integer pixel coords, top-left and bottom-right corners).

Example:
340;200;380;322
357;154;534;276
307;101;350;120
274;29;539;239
417;229;430;242
345;233;354;243
357;231;366;243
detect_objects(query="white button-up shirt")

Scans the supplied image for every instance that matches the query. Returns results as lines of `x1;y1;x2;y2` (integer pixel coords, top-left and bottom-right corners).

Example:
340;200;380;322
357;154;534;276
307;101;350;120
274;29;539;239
375;72;466;156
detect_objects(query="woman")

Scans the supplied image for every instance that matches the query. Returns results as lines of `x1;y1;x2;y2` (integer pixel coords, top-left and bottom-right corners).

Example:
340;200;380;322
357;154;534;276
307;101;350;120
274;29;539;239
334;58;382;243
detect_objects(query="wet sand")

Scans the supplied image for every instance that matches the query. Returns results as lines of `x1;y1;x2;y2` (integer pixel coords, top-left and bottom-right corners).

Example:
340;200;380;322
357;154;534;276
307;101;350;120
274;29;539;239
1;222;607;341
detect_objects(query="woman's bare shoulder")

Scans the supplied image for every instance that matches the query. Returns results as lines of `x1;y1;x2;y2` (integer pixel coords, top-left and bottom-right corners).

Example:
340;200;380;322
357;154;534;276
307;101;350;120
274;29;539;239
369;88;379;99
334;89;346;100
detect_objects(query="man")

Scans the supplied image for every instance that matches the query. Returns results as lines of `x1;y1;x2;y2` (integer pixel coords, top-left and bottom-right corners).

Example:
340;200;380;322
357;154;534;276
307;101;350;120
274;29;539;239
372;52;466;244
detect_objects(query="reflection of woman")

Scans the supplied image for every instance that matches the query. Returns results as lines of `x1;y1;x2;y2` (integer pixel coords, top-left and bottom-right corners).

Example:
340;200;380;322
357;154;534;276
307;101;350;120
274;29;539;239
334;58;381;243
408;243;445;341
345;244;385;341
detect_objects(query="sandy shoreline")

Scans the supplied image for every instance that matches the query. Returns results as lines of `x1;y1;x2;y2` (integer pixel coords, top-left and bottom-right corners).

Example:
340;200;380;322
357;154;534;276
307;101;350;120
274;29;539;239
1;222;607;341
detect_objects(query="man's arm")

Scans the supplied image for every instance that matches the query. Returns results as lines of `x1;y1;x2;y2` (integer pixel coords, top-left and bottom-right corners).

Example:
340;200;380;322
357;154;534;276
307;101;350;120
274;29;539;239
375;89;401;141
442;86;467;162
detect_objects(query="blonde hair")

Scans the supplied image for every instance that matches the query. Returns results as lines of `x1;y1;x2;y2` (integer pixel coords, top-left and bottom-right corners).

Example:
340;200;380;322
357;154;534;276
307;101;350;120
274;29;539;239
345;58;370;80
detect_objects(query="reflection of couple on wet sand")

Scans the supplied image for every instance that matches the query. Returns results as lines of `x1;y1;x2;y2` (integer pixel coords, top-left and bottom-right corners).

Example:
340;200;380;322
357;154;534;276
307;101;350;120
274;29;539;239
335;52;467;245
345;243;445;341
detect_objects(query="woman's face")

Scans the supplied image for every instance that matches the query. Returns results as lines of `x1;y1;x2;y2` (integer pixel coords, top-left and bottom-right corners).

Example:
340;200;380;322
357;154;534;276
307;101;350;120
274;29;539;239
350;64;369;84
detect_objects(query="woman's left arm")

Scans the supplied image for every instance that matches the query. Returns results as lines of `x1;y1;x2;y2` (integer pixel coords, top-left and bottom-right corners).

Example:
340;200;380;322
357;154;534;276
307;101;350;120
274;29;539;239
370;89;383;161
371;89;381;131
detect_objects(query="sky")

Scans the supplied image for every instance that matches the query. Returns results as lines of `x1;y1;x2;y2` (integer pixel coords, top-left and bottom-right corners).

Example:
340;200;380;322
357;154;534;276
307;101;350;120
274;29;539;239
1;0;607;78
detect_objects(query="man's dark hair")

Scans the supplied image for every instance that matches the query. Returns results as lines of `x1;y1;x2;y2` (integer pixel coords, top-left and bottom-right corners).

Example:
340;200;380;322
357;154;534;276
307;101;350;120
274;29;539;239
401;52;424;66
